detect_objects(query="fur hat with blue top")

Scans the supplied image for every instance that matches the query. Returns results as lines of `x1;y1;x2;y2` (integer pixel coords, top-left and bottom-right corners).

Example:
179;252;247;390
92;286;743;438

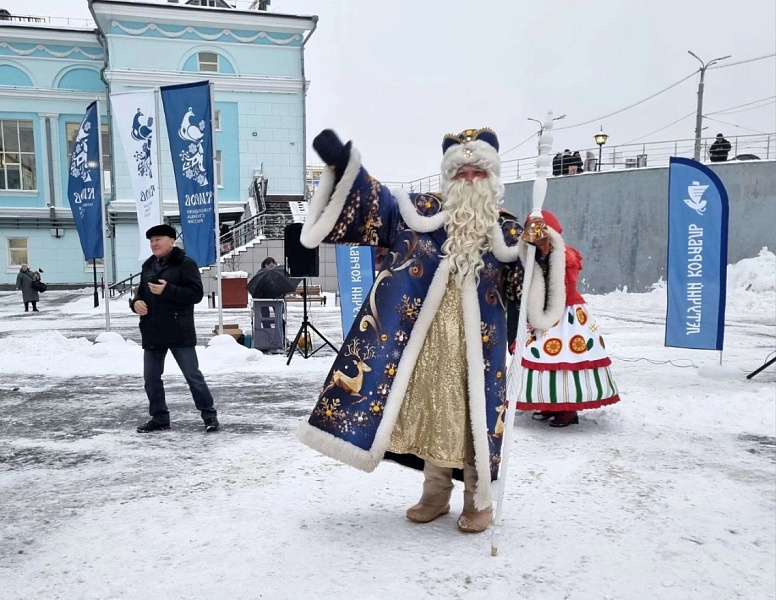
440;127;501;189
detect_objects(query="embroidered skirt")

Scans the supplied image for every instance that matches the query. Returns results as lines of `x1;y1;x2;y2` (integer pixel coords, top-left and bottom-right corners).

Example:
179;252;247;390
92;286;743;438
515;303;620;411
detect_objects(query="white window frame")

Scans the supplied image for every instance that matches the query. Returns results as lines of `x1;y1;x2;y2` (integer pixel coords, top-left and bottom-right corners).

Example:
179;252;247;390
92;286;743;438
0;119;37;192
6;237;28;272
216;149;223;188
214;109;222;131
198;52;219;73
84;258;105;273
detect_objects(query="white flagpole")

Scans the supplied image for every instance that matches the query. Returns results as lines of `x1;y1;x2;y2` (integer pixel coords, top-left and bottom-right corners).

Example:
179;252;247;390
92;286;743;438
491;111;555;556
96;98;111;331
154;88;165;225
209;82;223;335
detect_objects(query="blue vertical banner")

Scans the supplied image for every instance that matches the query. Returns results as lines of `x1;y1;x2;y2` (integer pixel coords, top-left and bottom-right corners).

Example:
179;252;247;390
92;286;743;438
335;245;376;335
67;101;104;260
666;157;729;350
160;81;215;267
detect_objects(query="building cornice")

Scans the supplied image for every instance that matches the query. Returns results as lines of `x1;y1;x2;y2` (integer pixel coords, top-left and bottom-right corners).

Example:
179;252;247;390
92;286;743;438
0;41;104;61
0;26;99;46
0;87;106;102
91;1;316;36
105;69;305;93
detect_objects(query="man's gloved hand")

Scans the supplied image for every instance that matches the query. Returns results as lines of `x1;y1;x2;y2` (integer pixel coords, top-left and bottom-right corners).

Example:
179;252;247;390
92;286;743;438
312;129;352;181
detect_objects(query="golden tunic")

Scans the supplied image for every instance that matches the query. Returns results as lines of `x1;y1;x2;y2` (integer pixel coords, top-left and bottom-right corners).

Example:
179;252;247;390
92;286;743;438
388;278;475;468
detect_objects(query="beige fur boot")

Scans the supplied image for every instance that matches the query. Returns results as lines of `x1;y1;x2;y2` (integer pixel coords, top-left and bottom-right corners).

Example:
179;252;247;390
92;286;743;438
406;462;454;523
457;465;492;533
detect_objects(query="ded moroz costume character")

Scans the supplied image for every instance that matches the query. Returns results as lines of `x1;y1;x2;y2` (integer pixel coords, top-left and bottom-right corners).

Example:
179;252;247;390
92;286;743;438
515;210;620;427
297;128;567;532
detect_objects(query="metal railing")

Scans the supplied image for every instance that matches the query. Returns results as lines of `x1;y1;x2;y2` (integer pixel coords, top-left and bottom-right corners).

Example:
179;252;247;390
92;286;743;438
108;271;141;300
219;212;299;255
394;132;775;192
0;13;94;28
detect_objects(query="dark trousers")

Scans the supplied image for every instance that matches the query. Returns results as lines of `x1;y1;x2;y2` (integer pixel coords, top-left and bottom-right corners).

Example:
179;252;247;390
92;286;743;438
144;346;217;424
24;301;38;312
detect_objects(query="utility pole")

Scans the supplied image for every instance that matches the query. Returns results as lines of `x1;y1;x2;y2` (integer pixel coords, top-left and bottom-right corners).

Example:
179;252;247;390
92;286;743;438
688;51;731;161
528;114;566;152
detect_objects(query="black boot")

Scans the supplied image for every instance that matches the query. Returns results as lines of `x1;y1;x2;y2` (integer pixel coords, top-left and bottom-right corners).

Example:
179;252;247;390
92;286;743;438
137;419;171;433
204;417;220;433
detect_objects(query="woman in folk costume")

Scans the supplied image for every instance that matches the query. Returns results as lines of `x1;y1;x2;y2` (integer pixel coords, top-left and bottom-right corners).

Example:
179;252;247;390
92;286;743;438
297;129;565;533
515;210;620;427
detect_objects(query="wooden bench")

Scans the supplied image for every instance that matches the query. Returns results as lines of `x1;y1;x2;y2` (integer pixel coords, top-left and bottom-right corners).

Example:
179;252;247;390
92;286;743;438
285;283;327;306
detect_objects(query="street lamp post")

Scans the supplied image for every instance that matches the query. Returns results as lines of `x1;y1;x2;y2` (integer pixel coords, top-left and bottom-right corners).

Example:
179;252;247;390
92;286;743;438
688;50;731;161
528;114;566;151
594;128;608;172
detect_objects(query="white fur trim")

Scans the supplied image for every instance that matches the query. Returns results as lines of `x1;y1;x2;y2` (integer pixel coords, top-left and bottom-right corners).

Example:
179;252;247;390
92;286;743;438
461;278;494;510
518;228;567;331
441;140;501;188
394;188;446;232
299;148;362;249
490;222;519;263
297;420;377;471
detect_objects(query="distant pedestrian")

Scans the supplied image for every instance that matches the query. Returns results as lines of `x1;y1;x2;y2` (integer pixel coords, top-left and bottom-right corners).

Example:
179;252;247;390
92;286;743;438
16;264;40;312
131;224;219;433
560;149;572;175
569;151;584;174
709;133;731;162
552;152;562;176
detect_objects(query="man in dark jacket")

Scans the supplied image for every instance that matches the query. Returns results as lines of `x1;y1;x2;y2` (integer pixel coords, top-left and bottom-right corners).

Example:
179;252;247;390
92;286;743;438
709;133;732;162
131;224;219;433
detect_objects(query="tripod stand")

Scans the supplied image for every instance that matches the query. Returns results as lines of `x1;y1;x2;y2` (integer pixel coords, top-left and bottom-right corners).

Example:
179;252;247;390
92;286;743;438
286;278;337;365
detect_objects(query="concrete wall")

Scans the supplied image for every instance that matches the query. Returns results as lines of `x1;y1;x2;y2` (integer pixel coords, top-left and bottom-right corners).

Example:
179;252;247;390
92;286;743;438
502;160;776;294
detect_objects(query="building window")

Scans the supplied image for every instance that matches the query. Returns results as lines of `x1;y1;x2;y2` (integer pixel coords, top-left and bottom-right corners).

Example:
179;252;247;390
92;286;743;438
6;237;28;269
216;149;223;188
66;122;112;191
0;120;37;191
214;109;222;131
198;52;219;73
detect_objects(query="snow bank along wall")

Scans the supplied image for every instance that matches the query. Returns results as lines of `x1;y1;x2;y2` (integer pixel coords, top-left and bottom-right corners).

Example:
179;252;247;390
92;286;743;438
502;160;776;294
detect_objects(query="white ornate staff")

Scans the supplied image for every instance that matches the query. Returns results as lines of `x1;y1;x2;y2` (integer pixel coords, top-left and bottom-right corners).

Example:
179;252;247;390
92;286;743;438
491;110;555;556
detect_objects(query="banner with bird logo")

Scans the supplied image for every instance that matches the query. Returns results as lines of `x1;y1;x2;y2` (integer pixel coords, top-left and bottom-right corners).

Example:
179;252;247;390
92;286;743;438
160;81;216;267
111;90;162;259
666;157;729;350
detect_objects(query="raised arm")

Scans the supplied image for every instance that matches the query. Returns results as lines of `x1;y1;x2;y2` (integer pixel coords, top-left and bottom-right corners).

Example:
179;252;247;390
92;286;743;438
300;130;402;250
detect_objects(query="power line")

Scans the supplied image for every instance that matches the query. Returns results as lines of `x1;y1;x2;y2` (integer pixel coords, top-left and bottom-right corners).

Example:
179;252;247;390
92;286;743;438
708;98;776;116
552;71;698;132
623;111;696;145
499;132;540;157
703;116;769;135
708;52;776;69
707;95;776;114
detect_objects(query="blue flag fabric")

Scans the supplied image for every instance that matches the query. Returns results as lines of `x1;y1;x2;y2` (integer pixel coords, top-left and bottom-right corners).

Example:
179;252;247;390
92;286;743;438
67;101;103;260
665;157;729;350
160;81;216;267
335;245;375;335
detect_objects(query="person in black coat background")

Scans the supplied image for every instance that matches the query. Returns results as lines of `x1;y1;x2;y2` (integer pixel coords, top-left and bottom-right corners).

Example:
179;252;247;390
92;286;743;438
130;224;219;433
709;133;732;162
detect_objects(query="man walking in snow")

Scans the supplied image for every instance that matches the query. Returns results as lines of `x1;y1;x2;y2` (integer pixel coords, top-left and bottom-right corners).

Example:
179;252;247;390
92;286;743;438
131;224;219;433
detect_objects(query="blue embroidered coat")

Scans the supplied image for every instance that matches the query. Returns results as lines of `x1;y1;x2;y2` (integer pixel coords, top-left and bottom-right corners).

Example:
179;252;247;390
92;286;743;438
297;148;562;509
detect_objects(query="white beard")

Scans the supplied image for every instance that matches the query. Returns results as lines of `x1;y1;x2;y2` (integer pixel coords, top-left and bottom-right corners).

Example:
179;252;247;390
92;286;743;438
441;177;501;288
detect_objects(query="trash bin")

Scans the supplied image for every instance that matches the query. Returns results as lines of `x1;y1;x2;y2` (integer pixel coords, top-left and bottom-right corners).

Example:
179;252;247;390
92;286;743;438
252;299;285;352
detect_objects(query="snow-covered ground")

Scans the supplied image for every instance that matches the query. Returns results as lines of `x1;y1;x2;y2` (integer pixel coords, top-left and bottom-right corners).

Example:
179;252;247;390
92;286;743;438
1;251;774;600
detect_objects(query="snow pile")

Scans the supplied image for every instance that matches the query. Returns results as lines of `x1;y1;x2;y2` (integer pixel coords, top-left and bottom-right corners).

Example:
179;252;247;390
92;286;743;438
221;271;249;279
0;331;267;377
727;247;775;294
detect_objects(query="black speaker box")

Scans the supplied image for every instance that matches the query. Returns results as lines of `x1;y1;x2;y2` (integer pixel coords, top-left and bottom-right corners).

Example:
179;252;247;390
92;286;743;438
284;222;319;277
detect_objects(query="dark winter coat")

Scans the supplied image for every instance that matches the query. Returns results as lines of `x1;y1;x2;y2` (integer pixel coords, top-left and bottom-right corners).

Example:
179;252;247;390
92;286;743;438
130;247;204;350
709;138;731;162
16;269;39;303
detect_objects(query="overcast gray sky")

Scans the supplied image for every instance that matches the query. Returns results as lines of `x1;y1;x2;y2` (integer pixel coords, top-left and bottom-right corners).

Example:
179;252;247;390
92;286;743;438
6;0;776;180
